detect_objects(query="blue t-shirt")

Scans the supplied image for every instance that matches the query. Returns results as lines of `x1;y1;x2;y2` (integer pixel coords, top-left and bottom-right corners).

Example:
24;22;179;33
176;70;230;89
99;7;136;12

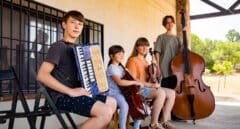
106;64;124;94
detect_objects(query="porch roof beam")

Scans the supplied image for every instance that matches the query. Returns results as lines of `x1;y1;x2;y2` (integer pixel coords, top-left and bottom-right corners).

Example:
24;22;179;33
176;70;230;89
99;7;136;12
229;0;240;11
201;0;227;12
191;0;240;20
191;9;240;20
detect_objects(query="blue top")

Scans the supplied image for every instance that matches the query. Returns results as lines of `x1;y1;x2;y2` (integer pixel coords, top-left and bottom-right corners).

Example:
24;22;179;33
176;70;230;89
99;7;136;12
106;64;124;94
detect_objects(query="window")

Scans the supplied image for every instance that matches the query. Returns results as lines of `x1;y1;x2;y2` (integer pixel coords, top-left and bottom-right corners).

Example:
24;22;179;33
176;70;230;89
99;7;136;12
0;0;104;94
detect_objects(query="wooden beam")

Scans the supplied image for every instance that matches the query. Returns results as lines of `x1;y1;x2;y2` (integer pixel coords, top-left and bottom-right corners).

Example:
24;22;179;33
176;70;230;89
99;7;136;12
176;0;191;47
201;0;227;12
191;9;240;20
191;0;240;20
229;0;240;11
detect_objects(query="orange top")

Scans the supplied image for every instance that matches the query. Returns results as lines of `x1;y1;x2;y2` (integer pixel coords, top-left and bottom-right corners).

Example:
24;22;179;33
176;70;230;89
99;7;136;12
126;57;149;82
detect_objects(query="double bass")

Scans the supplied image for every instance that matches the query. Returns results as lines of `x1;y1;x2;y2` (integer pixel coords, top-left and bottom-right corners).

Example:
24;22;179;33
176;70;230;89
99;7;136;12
171;10;215;124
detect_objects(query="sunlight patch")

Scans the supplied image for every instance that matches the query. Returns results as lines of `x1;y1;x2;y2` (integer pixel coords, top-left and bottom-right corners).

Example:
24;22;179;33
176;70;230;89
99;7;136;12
216;101;240;106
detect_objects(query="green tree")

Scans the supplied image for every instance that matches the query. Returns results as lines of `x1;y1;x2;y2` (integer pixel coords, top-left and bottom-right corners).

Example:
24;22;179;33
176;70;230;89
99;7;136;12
191;34;215;70
226;29;240;42
211;41;240;68
212;61;233;88
191;33;240;73
212;61;232;75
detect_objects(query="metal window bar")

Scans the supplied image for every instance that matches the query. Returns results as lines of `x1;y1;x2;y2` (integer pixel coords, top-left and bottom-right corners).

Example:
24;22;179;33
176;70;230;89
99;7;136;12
0;0;104;95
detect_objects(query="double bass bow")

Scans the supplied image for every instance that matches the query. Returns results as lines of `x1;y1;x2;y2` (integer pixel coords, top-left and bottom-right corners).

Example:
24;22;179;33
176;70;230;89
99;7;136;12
171;10;215;124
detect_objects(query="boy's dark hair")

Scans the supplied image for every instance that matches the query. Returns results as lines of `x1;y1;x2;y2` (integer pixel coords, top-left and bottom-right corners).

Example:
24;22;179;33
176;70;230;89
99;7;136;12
108;45;125;66
62;10;85;23
162;15;175;27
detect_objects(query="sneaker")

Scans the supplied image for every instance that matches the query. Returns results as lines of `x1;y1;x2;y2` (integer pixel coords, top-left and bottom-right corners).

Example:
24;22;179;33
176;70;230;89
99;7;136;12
162;121;176;129
148;123;165;129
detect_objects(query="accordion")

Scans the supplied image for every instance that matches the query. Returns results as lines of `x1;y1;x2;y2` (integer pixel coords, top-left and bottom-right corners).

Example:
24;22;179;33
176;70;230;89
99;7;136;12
73;43;109;97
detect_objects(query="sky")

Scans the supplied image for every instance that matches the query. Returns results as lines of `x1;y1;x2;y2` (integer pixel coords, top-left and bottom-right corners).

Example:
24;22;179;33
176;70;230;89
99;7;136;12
190;0;240;41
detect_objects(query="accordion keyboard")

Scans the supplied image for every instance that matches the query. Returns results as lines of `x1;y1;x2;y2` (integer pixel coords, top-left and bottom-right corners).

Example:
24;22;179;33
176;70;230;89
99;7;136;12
74;44;109;97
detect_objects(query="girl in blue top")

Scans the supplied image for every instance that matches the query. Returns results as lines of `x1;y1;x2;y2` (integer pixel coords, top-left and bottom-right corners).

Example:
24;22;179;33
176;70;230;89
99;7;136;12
106;45;143;129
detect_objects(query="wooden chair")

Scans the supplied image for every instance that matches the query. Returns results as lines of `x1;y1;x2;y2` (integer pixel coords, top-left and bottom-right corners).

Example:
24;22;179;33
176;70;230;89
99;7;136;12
106;109;131;129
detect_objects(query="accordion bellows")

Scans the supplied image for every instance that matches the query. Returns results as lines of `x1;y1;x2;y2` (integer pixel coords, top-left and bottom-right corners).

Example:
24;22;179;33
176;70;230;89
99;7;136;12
73;43;109;97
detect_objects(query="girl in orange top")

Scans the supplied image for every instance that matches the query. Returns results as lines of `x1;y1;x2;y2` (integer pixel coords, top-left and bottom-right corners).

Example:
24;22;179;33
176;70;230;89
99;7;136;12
126;37;176;129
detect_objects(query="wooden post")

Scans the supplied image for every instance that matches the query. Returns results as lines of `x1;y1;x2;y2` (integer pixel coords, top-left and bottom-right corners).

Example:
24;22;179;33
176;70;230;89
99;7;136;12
176;0;191;48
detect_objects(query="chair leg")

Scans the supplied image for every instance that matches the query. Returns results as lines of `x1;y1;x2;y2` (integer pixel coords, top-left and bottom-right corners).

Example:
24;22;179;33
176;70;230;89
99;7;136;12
106;110;118;129
8;90;18;129
126;114;130;129
18;91;36;129
113;110;118;129
53;110;69;129
39;115;46;129
65;113;78;129
107;110;130;129
42;89;69;129
12;67;36;129
33;90;42;127
39;100;48;129
106;123;111;129
18;88;36;128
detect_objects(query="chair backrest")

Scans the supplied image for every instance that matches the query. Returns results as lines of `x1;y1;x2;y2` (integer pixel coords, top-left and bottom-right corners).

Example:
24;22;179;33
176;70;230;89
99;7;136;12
0;67;15;81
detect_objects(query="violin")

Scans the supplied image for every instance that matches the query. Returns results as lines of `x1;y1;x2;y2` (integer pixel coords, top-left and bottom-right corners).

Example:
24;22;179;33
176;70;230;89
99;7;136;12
148;48;161;83
148;48;177;89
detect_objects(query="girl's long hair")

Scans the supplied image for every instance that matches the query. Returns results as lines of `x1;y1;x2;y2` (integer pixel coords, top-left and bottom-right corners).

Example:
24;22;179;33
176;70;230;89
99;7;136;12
108;45;125;66
129;37;150;58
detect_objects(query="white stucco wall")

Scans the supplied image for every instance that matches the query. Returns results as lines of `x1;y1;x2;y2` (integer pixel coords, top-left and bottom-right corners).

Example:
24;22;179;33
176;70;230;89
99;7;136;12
34;0;177;65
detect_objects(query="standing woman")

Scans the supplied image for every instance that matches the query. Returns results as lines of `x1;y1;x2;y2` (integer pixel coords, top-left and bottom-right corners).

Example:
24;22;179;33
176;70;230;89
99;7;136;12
126;37;175;129
154;15;182;121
